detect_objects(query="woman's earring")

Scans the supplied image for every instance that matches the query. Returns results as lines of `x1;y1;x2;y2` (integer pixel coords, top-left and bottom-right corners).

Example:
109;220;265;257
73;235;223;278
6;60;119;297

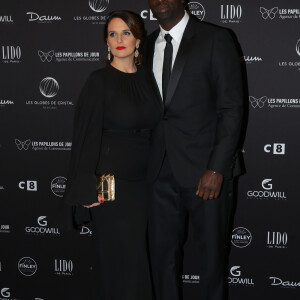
107;46;111;60
134;45;139;58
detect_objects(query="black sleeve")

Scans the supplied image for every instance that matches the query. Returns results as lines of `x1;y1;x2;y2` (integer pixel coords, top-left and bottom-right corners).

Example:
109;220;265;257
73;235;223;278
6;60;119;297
207;29;244;178
64;71;104;207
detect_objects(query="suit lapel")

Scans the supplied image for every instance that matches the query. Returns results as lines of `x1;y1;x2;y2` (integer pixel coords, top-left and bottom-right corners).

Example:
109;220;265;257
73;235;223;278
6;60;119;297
164;18;195;108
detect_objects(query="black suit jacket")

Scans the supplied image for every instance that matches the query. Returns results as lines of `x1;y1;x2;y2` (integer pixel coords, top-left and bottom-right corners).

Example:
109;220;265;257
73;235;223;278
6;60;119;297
145;17;244;187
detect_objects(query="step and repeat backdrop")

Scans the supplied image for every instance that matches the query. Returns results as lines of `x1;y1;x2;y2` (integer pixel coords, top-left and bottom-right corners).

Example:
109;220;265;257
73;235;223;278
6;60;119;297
1;0;300;299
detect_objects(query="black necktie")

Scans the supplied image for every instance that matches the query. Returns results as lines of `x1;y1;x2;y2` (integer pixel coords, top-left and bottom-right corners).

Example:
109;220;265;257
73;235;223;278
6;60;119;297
162;33;173;101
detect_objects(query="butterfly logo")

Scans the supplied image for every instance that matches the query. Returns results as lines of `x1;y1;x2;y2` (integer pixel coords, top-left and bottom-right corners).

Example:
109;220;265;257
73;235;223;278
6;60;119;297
38;50;54;62
15;139;31;150
249;96;267;108
260;7;278;20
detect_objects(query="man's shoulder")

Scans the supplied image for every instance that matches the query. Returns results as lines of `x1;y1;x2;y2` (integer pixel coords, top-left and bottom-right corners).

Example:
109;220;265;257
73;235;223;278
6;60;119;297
189;16;224;35
187;16;235;45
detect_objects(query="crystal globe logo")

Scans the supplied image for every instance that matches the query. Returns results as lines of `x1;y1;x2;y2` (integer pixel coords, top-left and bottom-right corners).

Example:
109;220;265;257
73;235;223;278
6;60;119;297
186;2;205;21
18;257;37;276
296;39;300;56
39;77;59;98
89;0;110;13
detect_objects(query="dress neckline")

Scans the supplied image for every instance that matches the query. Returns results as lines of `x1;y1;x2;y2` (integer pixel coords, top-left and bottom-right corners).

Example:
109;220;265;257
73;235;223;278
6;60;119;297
108;63;138;75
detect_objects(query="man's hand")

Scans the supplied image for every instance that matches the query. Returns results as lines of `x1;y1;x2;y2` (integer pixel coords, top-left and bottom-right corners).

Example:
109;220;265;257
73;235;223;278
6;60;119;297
196;170;223;200
83;195;105;208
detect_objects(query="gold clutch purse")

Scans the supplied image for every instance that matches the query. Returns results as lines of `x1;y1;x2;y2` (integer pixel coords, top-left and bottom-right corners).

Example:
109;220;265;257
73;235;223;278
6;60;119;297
96;174;115;201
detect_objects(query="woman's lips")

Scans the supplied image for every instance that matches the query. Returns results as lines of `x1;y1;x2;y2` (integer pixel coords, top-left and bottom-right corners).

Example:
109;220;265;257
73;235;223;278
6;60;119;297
116;46;126;50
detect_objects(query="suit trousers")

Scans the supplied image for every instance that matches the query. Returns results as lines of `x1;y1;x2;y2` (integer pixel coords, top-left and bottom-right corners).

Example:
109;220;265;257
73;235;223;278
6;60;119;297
149;155;233;300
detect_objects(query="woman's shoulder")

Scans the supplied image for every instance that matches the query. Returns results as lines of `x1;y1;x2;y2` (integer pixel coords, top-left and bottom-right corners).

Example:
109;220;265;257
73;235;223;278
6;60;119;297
83;65;111;90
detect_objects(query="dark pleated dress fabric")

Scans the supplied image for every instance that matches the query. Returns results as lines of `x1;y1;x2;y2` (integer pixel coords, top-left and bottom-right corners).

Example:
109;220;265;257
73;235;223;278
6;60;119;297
91;65;159;300
65;64;160;300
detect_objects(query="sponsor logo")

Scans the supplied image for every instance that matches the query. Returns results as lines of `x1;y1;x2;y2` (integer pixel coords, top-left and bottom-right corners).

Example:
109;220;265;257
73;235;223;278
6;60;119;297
230;266;241;277
241;56;262;64
186;2;205;21
38;50;54;62
267;232;288;249
140;10;157;20
260;7;278;19
249;95;300;109
262;179;272;190
260;7;300;20
15;139;31;150
18;257;37;276
0;225;10;234
228;266;254;286
264;143;285;155
80;226;93;236
39;77;59;98
26;12;61;23
182;274;200;284
19;180;38;191
247;179;287;200
269;276;300;288
296;39;300;56
25;216;60;236
51;177;67;197
25;77;73;109
15;139;72;151
0;15;13;24
249;96;267;108
25;100;73;109
54;259;74;276
220;5;242;24
38;49;100;63
74;0;109;25
37;216;47;227
1;287;10;298
88;0;110;13
1;46;21;63
278;39;300;71
0;287;19;300
0;99;14;108
231;227;252;248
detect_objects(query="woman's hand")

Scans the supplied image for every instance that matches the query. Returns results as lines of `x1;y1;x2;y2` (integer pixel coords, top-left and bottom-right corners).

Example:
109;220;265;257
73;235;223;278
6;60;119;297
83;194;105;208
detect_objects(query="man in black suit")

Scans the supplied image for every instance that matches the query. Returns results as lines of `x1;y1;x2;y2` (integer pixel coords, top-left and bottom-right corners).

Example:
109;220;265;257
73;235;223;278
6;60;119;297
145;0;244;300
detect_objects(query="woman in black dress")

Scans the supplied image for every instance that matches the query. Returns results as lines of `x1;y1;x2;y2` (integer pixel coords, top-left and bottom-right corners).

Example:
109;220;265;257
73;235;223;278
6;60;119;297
64;11;160;300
